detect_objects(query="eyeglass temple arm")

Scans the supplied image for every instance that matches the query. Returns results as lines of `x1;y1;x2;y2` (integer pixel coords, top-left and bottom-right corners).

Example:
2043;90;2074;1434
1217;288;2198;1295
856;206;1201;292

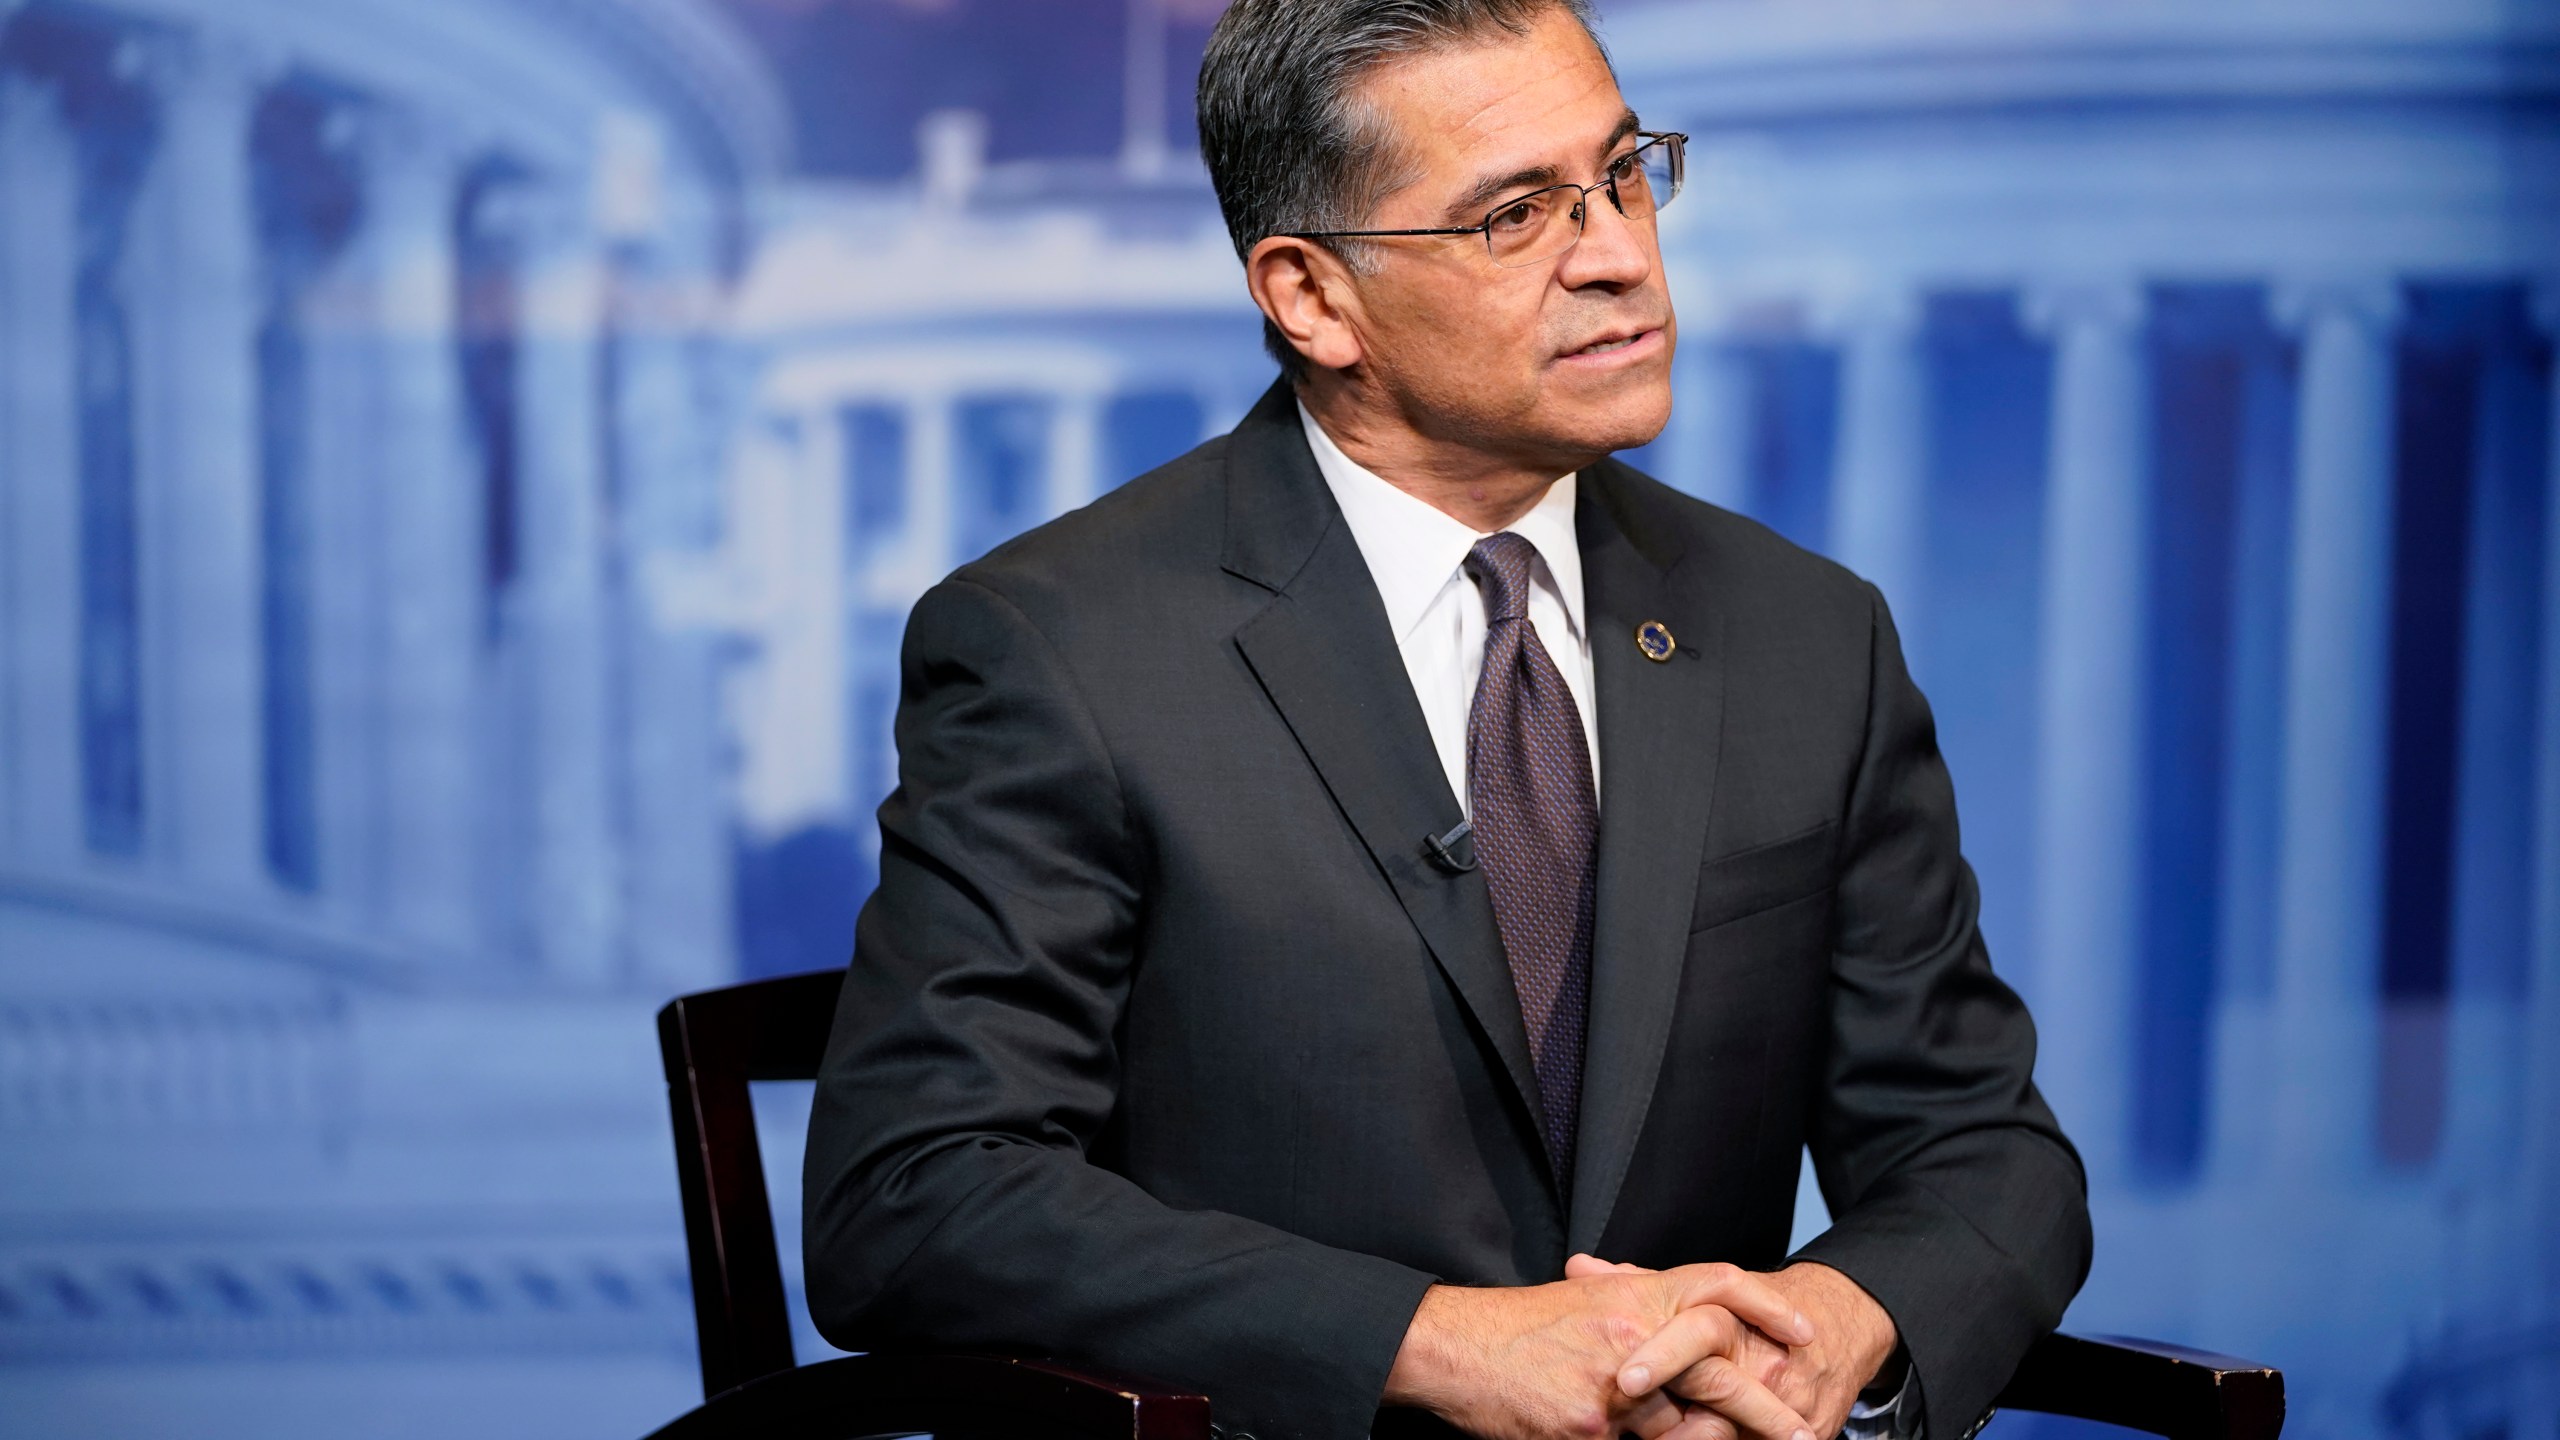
1282;226;1488;239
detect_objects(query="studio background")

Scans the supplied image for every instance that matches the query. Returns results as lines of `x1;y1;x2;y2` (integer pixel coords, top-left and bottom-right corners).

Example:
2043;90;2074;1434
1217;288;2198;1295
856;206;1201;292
0;1;2552;1437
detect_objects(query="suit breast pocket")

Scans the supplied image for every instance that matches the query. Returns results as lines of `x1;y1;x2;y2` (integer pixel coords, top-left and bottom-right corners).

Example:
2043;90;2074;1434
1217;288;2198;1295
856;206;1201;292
1688;820;1839;934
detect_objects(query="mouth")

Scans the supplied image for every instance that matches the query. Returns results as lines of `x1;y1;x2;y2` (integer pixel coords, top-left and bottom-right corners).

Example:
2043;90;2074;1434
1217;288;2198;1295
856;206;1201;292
1559;326;1664;364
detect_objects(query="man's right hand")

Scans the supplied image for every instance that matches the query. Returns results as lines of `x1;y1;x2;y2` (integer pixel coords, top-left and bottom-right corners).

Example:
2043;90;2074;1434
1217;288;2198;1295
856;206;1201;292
1382;1263;1820;1440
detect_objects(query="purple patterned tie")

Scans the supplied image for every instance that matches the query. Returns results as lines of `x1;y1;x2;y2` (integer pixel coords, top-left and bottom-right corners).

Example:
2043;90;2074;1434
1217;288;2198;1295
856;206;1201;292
1464;532;1597;1188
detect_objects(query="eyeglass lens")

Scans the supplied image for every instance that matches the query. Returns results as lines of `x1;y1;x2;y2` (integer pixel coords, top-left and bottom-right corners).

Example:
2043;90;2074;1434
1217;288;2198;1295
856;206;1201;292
1487;135;1685;269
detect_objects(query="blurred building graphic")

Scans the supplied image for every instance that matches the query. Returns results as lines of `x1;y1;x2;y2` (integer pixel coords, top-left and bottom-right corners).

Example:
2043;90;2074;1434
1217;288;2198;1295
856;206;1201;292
698;116;1275;972
1591;9;2560;1440
0;1;2553;1438
0;0;774;1430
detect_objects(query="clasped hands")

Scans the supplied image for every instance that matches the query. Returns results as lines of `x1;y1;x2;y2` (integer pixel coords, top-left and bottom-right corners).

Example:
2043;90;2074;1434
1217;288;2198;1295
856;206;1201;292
1384;1256;1899;1440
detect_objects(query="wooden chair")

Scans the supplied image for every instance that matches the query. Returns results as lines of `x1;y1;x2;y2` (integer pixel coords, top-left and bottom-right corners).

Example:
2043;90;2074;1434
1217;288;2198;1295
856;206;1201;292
648;971;2284;1440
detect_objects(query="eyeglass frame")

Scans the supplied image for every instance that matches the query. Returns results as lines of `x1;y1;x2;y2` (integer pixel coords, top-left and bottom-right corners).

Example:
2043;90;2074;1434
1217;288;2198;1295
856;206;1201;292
1276;130;1688;268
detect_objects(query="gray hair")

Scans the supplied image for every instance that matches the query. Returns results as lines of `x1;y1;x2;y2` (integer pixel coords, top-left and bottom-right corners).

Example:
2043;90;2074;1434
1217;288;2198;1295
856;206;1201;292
1196;0;1608;380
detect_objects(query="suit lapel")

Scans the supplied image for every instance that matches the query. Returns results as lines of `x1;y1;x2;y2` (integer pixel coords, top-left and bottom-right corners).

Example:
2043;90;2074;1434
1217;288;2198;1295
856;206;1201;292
1222;383;1549;1154
1567;461;1729;1254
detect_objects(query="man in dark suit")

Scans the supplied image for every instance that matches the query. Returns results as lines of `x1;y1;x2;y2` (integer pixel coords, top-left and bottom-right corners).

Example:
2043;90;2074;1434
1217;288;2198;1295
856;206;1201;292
802;3;2090;1440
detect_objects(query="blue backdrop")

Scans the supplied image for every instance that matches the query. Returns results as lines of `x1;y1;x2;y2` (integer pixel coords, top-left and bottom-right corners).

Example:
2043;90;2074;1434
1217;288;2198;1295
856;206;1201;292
0;1;2552;1437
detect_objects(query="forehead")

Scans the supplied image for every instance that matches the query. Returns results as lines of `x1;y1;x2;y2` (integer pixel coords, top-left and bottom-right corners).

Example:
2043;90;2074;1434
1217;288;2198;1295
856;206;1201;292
1353;9;1627;189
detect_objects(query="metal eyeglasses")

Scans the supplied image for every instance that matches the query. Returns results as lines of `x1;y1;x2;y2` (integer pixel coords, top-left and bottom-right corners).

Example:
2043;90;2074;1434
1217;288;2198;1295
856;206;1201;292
1282;131;1687;270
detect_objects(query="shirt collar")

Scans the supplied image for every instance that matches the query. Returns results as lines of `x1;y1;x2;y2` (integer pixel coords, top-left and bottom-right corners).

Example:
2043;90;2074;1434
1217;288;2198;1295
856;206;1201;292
1297;400;1586;646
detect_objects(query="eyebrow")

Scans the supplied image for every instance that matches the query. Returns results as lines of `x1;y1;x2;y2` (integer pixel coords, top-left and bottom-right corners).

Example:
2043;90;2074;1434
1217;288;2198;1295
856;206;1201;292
1440;110;1645;223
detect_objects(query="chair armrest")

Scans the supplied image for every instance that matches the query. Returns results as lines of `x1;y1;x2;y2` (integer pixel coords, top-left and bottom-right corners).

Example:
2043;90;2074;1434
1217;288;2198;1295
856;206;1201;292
644;1351;1212;1440
1993;1332;2284;1440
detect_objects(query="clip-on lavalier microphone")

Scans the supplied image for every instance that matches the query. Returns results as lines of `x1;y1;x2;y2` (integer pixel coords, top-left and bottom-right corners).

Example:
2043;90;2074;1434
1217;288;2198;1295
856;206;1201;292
1423;818;1477;874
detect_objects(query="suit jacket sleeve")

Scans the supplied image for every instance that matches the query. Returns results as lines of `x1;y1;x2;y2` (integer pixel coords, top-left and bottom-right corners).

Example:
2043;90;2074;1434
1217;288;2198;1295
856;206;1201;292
801;575;1439;1440
1790;583;2094;1438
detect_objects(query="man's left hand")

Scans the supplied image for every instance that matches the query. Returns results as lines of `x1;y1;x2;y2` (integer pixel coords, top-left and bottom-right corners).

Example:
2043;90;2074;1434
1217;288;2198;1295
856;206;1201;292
1564;1256;1900;1440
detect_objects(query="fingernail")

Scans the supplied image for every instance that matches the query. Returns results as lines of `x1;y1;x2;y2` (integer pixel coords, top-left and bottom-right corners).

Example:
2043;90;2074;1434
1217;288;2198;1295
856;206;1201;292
1793;1429;1816;1440
1793;1312;1812;1341
1622;1365;1650;1393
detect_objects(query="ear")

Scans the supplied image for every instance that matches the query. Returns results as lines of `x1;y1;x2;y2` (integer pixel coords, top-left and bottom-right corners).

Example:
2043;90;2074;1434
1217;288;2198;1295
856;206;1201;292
1245;235;1366;373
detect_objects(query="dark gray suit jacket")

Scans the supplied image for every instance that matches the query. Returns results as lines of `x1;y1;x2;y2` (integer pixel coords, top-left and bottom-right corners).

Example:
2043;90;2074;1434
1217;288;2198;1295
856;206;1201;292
803;381;2090;1440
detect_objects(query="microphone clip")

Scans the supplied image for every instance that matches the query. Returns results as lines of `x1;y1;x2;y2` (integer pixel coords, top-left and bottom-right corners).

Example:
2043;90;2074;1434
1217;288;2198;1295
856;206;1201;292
1423;819;1477;874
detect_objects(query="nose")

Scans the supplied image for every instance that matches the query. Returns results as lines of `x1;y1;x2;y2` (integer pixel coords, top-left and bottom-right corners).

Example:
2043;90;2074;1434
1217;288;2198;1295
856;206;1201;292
1553;186;1653;292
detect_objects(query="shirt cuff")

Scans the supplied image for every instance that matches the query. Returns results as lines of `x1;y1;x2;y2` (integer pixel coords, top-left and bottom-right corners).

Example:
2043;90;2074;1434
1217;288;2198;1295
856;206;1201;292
1841;1346;1922;1440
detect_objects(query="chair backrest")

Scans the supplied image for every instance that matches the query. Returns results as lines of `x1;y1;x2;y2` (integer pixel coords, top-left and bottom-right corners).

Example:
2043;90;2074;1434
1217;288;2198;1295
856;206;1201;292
657;968;848;1400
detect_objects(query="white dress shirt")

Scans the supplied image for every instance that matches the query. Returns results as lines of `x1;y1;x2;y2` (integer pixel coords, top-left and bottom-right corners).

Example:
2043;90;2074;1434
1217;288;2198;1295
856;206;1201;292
1298;402;1599;820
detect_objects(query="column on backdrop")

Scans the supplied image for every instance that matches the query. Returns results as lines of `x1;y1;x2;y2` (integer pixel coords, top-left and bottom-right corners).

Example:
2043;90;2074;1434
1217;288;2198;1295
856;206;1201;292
2266;278;2402;1181
723;406;844;848
1047;387;1104;519
2022;277;2149;1188
2528;283;2560;1310
837;387;940;881
610;208;735;990
123;32;269;889
1667;329;1751;513
361;104;480;953
0;74;82;863
894;390;957;601
1822;283;1928;623
301;100;386;910
2436;285;2553;1238
512;175;621;983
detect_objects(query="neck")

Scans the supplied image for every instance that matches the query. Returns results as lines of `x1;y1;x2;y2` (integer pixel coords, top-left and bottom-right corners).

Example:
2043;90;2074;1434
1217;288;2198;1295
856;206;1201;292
1297;374;1579;534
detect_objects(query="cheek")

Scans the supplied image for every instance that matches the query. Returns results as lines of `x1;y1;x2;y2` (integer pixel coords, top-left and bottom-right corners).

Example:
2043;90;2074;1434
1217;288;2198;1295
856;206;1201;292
1408;278;1531;349
1375;278;1546;391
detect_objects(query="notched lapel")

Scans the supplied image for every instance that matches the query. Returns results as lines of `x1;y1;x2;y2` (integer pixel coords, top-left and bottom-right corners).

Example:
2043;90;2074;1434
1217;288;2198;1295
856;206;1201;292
1222;392;1550;1155
1568;464;1729;1254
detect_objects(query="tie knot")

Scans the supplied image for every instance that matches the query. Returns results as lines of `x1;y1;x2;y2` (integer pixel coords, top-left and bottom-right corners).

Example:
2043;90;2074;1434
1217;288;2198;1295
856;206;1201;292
1465;531;1539;624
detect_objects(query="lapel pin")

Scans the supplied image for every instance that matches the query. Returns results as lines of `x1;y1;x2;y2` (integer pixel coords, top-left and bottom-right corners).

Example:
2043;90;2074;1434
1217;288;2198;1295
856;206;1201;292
1635;620;1676;663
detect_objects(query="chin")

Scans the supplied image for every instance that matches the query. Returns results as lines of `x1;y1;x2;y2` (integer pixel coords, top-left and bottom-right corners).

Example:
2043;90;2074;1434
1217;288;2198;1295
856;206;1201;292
1549;375;1673;458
